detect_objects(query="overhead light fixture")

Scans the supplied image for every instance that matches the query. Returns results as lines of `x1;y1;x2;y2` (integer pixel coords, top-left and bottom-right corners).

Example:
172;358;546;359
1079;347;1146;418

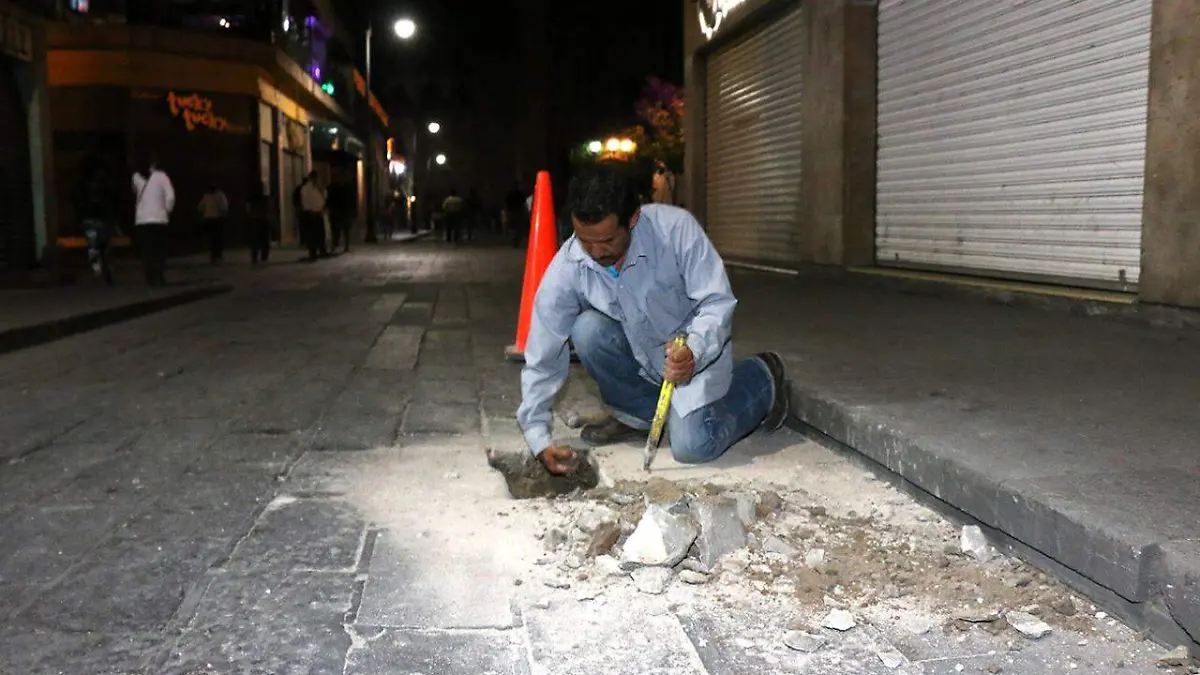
394;18;417;40
435;154;447;165
587;141;602;153
427;121;441;134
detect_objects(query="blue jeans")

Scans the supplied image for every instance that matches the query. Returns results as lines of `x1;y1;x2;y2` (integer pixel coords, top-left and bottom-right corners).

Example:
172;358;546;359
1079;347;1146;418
571;310;773;464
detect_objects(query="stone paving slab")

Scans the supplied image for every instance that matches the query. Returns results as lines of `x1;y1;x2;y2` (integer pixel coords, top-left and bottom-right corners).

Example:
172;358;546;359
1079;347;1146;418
355;532;517;630
523;601;708;675
344;628;530;675
160;570;355;675
224;497;367;573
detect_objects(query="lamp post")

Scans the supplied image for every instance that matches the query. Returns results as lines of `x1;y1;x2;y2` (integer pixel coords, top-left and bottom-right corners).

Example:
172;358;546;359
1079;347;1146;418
406;121;441;232
362;18;417;243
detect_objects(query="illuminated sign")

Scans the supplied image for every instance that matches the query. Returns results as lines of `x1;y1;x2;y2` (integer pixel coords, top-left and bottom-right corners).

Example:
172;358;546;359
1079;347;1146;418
167;92;249;133
698;0;747;40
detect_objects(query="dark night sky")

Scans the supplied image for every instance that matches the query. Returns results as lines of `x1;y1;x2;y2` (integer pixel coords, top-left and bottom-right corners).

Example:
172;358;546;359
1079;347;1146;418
340;0;684;165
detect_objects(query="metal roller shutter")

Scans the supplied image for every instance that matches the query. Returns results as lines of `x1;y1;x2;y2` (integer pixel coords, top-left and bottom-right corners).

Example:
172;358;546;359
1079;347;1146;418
704;4;804;267
876;0;1152;288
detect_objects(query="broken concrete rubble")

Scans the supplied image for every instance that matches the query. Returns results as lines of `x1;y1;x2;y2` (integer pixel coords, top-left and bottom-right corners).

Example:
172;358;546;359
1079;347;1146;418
783;630;826;653
1157;645;1191;668
1006;611;1052;639
822;609;856;632
961;525;995;562
762;537;798;559
632;567;673;595
620;504;699;568
687;497;747;569
575;506;618;534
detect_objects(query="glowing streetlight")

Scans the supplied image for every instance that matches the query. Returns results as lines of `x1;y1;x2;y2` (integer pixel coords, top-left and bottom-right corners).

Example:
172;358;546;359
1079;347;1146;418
587;140;602;153
394;18;416;39
605;138;620;152
619;138;635;152
427;121;441;134
435;153;447;165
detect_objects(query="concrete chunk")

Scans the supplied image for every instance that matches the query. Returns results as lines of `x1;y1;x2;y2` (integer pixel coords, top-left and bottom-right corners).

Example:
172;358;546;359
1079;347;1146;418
620;504;699;568
687;498;747;569
631;567;673;595
1006;611;1052;639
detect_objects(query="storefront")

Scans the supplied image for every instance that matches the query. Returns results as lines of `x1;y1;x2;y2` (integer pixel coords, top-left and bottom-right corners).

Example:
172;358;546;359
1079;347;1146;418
0;4;43;273
874;0;1152;290
277;112;310;245
695;0;804;268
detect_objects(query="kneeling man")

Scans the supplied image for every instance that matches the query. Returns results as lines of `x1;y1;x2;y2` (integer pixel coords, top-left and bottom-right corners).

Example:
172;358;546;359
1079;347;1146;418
517;163;789;474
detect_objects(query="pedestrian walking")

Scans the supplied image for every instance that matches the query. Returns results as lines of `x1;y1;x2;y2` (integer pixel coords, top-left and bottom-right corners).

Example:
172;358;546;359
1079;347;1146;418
246;187;272;264
442;188;466;244
198;185;229;264
328;180;355;253
298;170;328;261
75;158;117;285
131;158;175;286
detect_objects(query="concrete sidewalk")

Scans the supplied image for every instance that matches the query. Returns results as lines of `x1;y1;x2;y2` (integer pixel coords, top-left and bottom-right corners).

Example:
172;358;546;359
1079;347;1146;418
731;269;1200;651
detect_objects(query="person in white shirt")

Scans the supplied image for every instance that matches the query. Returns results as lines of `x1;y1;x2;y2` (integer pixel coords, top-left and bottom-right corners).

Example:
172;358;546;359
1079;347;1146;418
131;159;175;286
298;171;328;261
197;185;229;264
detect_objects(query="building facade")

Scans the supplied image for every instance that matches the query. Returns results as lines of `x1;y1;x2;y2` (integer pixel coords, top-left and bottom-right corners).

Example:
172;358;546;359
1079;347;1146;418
683;0;1200;308
41;0;390;259
0;2;52;278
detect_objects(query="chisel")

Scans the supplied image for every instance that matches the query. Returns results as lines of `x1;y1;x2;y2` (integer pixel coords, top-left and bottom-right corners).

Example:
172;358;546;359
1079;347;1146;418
643;335;688;472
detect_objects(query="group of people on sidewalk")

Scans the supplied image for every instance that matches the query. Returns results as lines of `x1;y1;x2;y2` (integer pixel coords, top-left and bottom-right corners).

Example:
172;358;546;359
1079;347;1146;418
72;159;365;285
294;170;357;262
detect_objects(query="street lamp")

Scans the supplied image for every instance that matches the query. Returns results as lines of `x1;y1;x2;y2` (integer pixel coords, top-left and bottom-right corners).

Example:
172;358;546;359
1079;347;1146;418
587;140;603;154
394;18;416;40
435;153;447;165
362;17;418;243
405;121;444;233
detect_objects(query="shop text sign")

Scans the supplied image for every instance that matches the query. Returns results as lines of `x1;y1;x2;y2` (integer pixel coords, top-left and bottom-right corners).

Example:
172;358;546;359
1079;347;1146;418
0;11;33;62
698;0;747;40
166;91;250;134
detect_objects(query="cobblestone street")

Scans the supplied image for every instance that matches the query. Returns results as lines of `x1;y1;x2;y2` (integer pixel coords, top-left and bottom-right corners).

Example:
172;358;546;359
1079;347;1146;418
0;242;1180;674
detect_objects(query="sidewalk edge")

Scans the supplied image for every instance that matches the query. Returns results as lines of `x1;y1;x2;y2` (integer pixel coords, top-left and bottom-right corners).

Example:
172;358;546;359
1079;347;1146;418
0;285;231;356
787;381;1200;652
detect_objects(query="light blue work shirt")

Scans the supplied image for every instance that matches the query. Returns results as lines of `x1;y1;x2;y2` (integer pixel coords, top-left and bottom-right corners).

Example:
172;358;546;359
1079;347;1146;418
517;204;737;456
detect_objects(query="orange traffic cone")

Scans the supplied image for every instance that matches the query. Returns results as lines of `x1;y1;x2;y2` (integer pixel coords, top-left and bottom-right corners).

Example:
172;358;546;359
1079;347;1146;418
505;171;559;362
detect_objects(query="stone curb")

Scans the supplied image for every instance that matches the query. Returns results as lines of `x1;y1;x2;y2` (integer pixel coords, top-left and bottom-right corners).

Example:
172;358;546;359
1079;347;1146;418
0;284;232;356
787;380;1200;652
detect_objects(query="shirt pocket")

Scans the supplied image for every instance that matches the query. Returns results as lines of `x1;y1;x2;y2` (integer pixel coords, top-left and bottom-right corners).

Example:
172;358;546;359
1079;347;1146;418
640;267;691;340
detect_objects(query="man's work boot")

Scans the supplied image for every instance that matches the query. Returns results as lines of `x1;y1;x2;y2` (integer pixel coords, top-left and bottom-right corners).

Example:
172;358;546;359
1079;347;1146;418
756;352;790;431
580;416;646;446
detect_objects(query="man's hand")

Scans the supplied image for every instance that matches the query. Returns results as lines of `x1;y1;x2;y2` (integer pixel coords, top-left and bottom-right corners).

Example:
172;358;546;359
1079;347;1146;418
539;445;579;475
664;341;695;385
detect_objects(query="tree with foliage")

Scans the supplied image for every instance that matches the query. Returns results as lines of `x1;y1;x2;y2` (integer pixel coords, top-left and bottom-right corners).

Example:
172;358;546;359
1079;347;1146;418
634;76;685;174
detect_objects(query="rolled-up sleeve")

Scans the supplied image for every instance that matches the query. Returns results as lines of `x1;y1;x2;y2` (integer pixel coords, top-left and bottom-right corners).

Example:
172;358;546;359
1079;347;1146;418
677;212;736;374
517;252;582;455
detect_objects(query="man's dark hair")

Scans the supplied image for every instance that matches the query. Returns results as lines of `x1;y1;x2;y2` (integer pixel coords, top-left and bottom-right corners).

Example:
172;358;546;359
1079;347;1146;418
567;161;640;228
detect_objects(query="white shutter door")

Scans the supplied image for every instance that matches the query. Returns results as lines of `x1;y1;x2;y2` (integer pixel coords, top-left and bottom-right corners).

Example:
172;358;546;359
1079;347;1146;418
705;5;804;267
876;0;1152;288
